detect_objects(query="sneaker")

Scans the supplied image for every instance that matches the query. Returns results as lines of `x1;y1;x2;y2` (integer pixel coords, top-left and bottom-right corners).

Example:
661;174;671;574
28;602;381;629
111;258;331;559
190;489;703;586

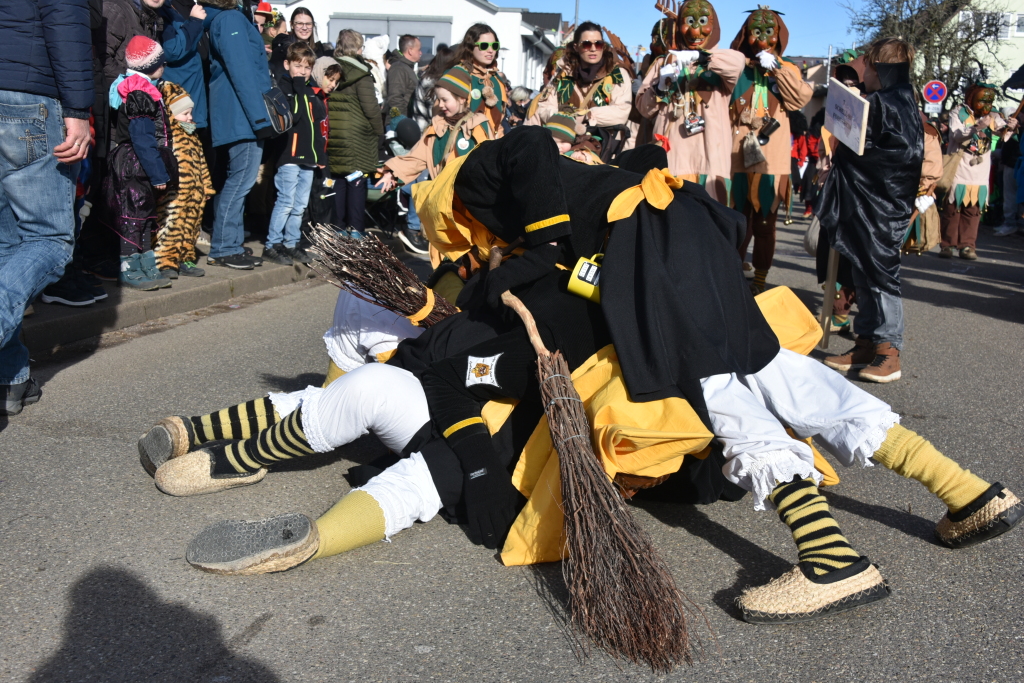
159;267;179;280
241;246;263;266
742;261;755;279
993;224;1017;237
959;246;978;260
829;315;851;333
187;513;320;575
207;253;255;270
261;243;294;266
347;228;366;240
139;251;172;289
286;245;313;265
23;304;34;318
196;230;211;248
939;246;954;258
398;228;429;255
803;205;813;218
179;261;205;277
1;377;41;416
40;278;96;307
858;342;901;383
823;338;875;372
83;258;120;281
119;253;165;291
936;484;1023;548
73;270;107;300
738;558;890;624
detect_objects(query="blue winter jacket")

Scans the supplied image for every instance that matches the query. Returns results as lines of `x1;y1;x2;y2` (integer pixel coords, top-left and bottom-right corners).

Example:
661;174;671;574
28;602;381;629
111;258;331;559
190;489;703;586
204;7;273;147
158;5;208;128
0;0;94;115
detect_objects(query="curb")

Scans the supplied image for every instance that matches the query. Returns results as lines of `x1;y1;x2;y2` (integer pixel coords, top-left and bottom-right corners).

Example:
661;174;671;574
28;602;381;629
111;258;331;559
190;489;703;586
23;261;315;354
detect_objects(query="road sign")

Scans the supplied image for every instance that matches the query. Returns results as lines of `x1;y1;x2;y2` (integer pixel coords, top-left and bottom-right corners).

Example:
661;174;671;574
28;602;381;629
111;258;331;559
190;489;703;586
924;102;941;114
923;80;947;103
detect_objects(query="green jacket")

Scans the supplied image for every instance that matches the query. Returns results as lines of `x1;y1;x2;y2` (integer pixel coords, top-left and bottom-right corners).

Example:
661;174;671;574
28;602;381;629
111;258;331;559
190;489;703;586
328;55;384;175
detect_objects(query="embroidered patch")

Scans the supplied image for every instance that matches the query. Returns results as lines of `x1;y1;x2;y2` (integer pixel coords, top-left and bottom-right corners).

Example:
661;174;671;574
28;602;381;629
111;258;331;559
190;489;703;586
465;353;502;388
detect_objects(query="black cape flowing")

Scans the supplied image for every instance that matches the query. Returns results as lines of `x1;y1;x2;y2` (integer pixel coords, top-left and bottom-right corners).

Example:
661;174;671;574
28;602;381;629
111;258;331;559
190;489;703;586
817;64;923;296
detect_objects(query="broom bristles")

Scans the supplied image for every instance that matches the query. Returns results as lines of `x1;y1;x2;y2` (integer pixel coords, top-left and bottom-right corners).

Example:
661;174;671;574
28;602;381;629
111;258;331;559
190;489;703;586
306;223;458;327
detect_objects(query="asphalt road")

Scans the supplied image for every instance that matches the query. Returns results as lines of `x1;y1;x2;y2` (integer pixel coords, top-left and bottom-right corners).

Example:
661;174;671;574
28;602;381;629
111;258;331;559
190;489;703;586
2;220;1023;683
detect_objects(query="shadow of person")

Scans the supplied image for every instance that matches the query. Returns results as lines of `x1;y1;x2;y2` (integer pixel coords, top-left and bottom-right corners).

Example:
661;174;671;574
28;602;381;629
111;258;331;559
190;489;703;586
29;566;280;683
822;490;941;545
259;372;327;394
636;502;792;619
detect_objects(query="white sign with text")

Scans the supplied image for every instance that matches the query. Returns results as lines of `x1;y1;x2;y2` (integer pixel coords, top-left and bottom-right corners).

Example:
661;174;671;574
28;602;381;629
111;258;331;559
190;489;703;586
824;78;870;155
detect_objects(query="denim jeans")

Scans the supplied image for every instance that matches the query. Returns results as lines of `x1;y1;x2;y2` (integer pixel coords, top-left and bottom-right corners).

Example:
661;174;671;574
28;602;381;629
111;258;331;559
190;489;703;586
210;139;263;258
851;265;903;350
400;169;430;232
267;164;314;248
0;90;77;384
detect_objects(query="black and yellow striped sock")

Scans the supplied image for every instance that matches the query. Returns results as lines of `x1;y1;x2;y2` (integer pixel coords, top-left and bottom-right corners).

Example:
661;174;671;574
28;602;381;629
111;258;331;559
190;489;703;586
190;397;280;444
212;408;315;474
752;268;769;292
770;477;861;577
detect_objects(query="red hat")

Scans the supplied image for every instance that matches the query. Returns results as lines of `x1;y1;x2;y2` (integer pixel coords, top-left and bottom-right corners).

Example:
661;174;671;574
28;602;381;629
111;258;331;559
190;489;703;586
254;2;274;18
125;35;165;75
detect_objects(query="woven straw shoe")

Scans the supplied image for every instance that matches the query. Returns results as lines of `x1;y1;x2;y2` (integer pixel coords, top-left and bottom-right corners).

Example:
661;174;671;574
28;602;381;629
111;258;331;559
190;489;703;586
154;448;266;496
187;513;319;575
738;558;890;624
138;416;194;476
936;484;1024;549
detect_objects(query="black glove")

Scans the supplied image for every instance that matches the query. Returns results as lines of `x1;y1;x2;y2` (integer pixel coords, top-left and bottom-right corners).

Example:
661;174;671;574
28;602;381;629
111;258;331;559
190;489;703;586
482;243;565;309
254;125;277;140
449;427;520;549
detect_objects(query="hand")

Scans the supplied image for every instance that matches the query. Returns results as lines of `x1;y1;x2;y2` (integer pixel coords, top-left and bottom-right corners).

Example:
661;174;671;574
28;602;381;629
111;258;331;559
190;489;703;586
462;461;519;549
378;171;396;192
915;195;935;213
756;50;778;71
190;4;206;20
153;184;167;191
668;50;700;66
1007;117;1020;132
657;63;680;92
53;117;91;164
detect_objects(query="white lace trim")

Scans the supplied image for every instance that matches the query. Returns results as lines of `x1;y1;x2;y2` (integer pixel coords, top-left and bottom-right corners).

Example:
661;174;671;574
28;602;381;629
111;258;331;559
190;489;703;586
296;387;333;454
853;410;900;467
740;450;822;511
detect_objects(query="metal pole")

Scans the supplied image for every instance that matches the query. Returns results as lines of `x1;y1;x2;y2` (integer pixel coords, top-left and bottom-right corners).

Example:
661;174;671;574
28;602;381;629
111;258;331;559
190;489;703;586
574;0;579;29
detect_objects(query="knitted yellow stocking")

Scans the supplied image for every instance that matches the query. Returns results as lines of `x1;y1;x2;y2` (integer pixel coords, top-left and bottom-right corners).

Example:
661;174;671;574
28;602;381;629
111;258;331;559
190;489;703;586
312;491;386;559
873;425;990;513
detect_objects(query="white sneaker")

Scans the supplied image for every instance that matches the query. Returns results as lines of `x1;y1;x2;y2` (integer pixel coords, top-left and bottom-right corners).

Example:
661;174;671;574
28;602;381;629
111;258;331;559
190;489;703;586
993;224;1017;237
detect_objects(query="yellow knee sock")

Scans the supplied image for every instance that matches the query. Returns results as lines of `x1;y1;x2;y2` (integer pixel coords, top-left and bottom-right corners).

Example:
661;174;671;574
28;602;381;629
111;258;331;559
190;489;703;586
322;359;346;388
753;268;769;292
873;424;990;513
771;478;861;576
312;490;386;559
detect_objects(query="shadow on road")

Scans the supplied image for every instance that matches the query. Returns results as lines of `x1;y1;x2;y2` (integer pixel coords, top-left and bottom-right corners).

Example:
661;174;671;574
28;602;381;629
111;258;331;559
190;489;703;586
258;372;327;394
28;566;280;683
823;490;941;545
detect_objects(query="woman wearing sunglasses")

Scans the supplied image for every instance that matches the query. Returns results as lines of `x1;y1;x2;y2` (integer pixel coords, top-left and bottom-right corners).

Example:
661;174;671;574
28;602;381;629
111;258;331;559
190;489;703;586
528;22;631;137
447;23;509;135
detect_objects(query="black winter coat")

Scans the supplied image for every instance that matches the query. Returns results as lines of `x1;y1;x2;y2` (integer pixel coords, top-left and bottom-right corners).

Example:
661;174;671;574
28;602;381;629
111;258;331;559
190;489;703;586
0;0;93;113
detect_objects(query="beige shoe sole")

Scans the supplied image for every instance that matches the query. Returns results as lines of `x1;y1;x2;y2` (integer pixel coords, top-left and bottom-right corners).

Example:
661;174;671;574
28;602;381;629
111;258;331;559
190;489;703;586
738;561;889;624
155;449;266;496
823;359;869;372
138;416;193;476
858;369;901;383
187;513;319;575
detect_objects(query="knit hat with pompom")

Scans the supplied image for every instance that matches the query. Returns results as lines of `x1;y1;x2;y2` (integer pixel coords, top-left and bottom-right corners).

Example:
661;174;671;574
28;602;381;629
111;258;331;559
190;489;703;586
126;35;165;75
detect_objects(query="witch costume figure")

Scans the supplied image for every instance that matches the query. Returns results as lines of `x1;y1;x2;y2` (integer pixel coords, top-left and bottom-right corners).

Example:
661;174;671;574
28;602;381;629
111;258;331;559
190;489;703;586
637;0;744;204
728;5;813;292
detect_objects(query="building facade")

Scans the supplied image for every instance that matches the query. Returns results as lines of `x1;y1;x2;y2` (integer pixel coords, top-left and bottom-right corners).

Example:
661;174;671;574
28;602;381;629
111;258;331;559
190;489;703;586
270;0;561;90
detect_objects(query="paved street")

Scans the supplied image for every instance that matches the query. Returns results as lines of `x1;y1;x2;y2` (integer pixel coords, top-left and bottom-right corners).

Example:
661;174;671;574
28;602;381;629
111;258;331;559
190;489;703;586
2;220;1023;682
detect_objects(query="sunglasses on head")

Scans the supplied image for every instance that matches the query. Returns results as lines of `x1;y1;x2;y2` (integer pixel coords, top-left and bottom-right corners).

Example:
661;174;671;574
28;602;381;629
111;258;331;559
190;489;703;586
475;41;500;50
578;40;605;50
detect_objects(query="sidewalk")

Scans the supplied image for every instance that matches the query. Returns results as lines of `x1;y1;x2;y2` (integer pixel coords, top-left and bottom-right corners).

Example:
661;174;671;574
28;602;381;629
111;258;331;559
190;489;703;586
22;240;317;355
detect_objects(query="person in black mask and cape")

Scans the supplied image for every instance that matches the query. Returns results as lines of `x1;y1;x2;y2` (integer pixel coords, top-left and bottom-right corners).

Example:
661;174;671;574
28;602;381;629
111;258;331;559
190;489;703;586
818;37;924;383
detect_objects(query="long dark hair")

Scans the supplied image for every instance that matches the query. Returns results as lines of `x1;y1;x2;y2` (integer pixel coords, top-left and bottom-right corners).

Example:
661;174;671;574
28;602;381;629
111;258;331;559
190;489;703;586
423;45;455;81
562;21;615;79
289;7;318;42
452;23;499;70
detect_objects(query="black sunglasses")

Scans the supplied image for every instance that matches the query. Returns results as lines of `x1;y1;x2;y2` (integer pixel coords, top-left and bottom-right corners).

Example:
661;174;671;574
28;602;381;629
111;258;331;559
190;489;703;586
475;41;500;50
578;40;606;50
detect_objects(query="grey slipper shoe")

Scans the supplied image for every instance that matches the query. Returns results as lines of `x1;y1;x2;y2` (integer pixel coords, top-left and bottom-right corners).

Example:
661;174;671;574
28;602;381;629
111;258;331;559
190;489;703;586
187;513;319;575
138;416;195;476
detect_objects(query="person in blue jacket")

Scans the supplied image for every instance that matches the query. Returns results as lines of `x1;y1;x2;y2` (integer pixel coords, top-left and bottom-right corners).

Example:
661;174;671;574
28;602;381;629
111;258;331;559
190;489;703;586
0;0;93;415
155;1;209;130
201;0;275;270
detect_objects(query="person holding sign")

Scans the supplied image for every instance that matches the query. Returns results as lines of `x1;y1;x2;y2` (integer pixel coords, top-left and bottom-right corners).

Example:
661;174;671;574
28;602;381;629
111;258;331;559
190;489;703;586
818;38;923;383
727;6;813;293
939;83;1017;259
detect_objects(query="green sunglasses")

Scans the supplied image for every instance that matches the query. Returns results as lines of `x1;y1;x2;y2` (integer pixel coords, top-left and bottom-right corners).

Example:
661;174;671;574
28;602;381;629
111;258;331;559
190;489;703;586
475;41;500;50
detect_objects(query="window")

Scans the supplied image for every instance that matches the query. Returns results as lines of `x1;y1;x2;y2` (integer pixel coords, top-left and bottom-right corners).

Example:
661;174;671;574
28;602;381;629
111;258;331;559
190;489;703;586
1017;13;1024;35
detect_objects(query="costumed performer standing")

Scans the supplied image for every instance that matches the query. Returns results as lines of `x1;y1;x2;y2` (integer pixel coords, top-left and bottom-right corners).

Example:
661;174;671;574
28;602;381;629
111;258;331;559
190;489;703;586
728;5;813;292
636;0;744;203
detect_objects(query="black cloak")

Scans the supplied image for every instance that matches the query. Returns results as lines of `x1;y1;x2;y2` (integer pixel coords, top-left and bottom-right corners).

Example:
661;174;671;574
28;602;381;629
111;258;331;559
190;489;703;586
817;63;923;296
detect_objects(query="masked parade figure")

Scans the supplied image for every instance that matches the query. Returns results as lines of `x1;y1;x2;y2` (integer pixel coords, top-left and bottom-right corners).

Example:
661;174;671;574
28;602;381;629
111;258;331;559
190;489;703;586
637;0;744;204
728;5;813;292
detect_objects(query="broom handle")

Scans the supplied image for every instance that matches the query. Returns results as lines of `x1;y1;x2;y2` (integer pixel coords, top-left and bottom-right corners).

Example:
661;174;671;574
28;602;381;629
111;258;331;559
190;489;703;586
500;291;551;357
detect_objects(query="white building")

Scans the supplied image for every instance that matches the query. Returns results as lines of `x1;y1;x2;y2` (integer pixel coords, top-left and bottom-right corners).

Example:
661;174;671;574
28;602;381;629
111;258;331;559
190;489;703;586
270;0;562;90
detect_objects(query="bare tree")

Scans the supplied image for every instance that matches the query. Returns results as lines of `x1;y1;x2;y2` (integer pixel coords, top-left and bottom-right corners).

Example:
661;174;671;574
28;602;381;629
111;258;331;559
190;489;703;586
842;0;1005;104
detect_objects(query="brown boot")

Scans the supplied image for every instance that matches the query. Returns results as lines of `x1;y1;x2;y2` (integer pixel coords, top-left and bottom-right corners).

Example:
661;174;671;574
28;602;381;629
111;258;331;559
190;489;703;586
858;343;901;383
823;338;876;372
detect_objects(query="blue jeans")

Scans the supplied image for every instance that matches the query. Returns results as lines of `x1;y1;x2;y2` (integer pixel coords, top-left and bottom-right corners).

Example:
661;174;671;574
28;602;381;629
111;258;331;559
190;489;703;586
210;139;263;258
401;169;430;232
0;90;76;384
851;265;903;350
267;164;313;248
